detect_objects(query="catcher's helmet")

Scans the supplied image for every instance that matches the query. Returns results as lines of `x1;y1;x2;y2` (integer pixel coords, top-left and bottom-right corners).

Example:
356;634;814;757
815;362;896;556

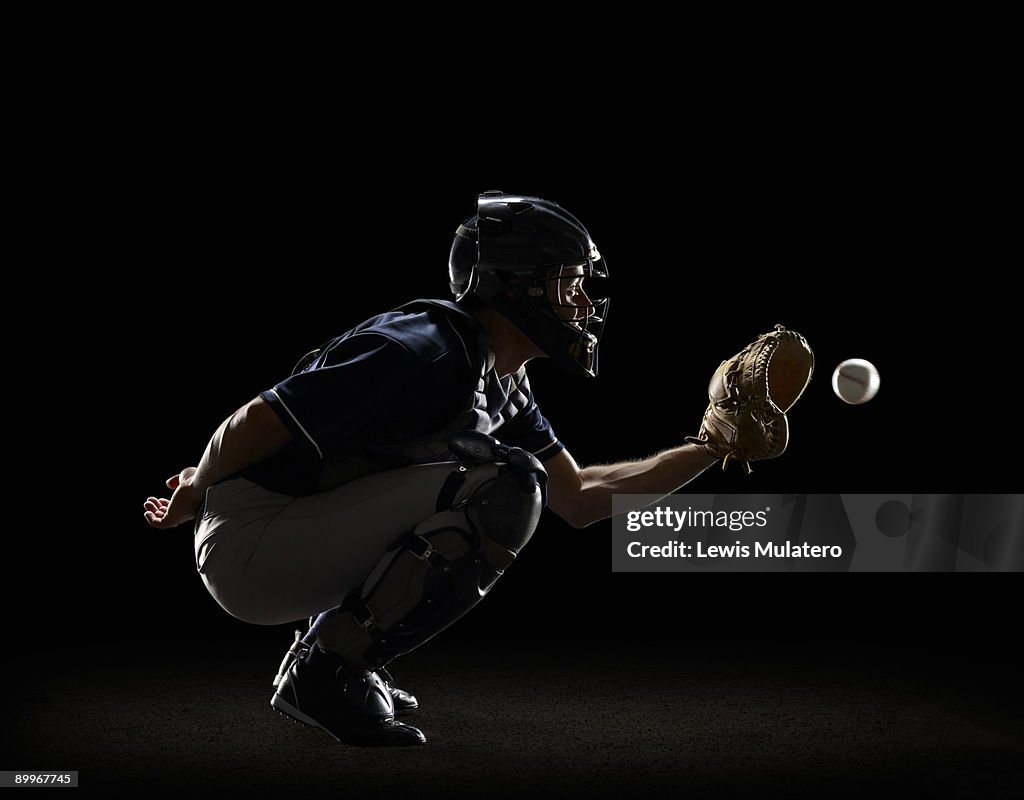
448;191;610;377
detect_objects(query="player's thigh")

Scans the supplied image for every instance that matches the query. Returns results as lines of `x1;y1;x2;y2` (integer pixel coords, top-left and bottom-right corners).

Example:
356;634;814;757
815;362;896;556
242;461;470;603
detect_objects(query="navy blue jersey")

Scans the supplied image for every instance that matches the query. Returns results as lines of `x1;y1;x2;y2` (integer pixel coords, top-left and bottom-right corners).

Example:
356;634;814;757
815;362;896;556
239;301;564;496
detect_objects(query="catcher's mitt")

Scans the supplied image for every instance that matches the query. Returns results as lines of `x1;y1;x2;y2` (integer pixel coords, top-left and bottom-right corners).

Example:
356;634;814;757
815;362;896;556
686;324;814;474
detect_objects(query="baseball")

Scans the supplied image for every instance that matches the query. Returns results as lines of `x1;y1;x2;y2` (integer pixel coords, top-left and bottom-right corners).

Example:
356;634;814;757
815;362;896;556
832;359;880;404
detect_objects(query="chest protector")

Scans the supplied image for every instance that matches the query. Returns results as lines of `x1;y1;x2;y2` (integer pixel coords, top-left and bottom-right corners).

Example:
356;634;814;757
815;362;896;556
302;300;533;492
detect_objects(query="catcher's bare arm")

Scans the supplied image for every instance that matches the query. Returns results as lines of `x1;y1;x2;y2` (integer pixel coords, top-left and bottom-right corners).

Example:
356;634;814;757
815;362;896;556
144;396;292;529
191;396;293;491
546;445;718;529
547;325;814;529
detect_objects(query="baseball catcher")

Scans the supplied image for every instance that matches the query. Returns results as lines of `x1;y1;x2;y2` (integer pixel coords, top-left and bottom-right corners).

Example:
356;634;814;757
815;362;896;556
142;191;813;747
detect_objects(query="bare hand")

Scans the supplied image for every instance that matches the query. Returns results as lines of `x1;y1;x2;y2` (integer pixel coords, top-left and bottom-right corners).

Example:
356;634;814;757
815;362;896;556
143;467;204;529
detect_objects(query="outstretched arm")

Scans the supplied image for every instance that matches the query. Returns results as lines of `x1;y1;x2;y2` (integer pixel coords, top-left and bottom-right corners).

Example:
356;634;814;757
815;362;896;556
143;395;292;529
545;444;717;529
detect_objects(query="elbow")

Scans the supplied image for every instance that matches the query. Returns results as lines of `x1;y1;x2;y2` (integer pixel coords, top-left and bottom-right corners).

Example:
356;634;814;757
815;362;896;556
548;468;608;529
572;514;600;530
554;500;600;530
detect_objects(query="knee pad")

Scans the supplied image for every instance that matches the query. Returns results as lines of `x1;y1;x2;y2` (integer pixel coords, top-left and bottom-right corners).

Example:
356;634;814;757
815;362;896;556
316;433;546;669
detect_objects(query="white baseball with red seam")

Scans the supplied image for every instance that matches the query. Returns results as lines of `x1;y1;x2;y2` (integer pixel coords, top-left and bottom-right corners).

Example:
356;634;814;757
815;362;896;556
832;359;880;404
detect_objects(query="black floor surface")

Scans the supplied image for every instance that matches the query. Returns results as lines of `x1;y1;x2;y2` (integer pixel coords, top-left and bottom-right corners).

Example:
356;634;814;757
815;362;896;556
3;639;1022;798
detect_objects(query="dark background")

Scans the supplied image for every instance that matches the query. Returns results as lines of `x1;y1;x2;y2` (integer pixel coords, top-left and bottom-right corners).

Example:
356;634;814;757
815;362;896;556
5;83;1021;796
0;32;1017;793
45;131;1020;651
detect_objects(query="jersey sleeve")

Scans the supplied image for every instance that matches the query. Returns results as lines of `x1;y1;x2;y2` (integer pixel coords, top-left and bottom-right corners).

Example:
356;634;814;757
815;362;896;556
261;333;437;459
495;382;565;463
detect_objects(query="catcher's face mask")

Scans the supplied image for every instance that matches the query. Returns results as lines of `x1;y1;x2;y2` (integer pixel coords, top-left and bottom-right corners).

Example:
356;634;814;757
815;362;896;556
467;191;611;377
536;256;610;376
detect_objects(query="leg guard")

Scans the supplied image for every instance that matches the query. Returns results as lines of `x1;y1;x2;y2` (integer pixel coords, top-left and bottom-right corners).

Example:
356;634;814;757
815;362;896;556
316;432;546;670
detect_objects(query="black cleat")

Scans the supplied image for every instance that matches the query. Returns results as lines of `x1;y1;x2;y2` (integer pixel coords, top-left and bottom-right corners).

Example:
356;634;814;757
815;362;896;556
298;623;420;714
378;665;418;715
271;639;425;747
